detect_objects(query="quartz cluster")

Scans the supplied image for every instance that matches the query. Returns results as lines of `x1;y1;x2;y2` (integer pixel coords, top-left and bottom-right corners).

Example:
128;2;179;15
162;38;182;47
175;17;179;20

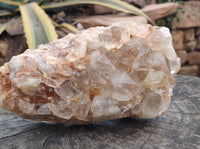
0;22;180;123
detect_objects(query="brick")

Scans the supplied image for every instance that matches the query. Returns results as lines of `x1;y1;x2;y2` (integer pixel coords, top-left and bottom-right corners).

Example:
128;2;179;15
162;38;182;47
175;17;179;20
184;28;195;42
74;15;147;29
0;40;8;57
6;17;24;36
188;51;200;64
93;5;115;15
0;58;3;66
197;36;200;50
178;65;199;76
196;28;200;36
176;50;188;65
171;31;184;50
172;1;200;28
142;2;179;20
124;0;156;8
183;40;197;51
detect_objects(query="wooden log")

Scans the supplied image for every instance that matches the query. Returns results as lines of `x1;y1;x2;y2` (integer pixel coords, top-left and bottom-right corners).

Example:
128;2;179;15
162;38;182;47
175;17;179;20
0;75;199;149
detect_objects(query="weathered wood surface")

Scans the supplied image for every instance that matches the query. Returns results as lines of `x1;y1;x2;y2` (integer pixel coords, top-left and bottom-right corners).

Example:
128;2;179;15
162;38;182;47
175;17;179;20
0;75;199;149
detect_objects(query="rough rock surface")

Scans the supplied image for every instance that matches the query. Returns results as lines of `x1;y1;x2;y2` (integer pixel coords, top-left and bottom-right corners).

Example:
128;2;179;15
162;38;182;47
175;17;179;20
172;1;200;28
183;40;197;51
197;36;200;50
0;22;180;124
188;52;200;65
176;50;187;65
196;27;200;36
178;65;199;76
0;40;8;57
92;5;116;14
171;30;184;50
6;17;24;36
142;2;179;20
74;15;147;29
184;28;195;42
124;0;156;8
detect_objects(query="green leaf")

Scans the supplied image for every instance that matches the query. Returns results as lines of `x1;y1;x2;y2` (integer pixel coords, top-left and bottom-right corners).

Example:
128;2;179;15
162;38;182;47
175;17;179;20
0;0;21;11
41;0;155;25
52;20;78;33
61;23;78;33
176;17;180;22
178;1;184;6
0;23;7;35
172;25;176;31
20;2;58;49
0;0;46;11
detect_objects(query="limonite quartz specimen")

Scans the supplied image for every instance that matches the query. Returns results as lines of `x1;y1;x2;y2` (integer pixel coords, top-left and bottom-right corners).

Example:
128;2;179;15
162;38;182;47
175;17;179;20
0;22;180;124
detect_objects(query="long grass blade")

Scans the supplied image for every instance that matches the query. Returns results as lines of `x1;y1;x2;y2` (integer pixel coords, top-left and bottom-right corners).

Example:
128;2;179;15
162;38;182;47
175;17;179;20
0;23;7;35
52;20;78;33
60;23;78;33
41;0;155;25
0;0;23;5
0;10;14;17
20;2;57;49
0;0;20;11
0;0;44;11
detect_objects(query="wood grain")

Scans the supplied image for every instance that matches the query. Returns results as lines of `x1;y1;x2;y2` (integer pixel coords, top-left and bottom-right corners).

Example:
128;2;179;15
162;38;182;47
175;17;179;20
0;75;199;149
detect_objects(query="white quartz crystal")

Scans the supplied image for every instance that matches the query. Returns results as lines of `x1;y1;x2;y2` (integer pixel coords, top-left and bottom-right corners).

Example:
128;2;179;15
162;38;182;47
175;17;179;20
0;22;180;123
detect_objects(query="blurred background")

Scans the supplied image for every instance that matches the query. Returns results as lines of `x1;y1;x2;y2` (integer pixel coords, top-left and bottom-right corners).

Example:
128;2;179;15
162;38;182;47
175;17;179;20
0;0;199;76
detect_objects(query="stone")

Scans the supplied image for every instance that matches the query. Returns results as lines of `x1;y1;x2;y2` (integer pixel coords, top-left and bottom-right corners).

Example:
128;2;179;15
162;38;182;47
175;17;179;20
0;22;180;124
141;2;179;20
0;58;3;66
172;1;200;28
4;35;27;64
92;5;115;14
188;51;200;64
171;31;184;50
57;11;65;18
74;15;147;29
6;17;24;36
124;0;156;8
176;50;188;65
178;65;199;76
197;36;200;50
0;40;8;56
196;28;200;36
52;11;66;24
183;40;197;51
184;28;195;42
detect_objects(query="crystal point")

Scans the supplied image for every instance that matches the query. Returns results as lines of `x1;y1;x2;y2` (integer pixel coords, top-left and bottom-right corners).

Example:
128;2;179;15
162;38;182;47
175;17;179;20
0;22;180;123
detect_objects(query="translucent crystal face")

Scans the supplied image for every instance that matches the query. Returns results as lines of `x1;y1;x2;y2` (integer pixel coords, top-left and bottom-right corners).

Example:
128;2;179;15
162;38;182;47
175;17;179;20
0;22;180;123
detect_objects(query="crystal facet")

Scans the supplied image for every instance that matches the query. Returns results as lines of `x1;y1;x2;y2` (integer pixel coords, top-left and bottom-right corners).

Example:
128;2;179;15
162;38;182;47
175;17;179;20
0;22;180;123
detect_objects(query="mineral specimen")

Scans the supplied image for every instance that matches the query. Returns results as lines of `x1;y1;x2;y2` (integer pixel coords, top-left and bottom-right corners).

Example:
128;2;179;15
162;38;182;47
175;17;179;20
0;22;180;124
